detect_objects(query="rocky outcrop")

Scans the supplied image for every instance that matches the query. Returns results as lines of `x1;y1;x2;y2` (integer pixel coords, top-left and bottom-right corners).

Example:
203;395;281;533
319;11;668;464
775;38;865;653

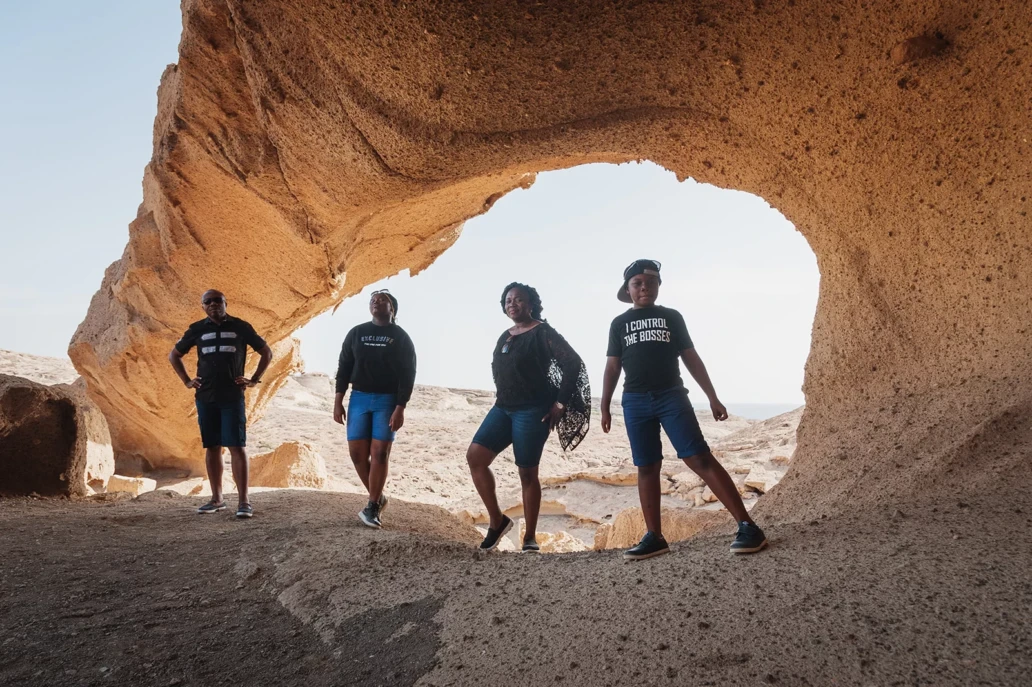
107;474;157;497
593;507;725;550
518;520;589;553
69;1;1032;517
249;441;328;489
0;375;114;496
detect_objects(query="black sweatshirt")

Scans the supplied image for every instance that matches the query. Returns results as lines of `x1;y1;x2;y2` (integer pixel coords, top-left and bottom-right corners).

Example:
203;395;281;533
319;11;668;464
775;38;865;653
334;321;417;406
491;322;582;409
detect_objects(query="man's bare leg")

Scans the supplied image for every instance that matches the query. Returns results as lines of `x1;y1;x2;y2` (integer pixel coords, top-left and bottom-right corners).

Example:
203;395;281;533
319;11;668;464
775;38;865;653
227;446;249;507
205;447;224;504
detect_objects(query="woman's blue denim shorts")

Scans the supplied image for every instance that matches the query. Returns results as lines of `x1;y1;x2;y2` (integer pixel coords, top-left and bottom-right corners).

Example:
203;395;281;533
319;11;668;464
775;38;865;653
347;391;398;442
621;386;710;467
472;403;552;468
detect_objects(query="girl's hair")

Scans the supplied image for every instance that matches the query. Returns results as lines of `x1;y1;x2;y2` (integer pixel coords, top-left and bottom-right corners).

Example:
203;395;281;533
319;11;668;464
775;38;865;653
370;290;398;322
500;282;544;321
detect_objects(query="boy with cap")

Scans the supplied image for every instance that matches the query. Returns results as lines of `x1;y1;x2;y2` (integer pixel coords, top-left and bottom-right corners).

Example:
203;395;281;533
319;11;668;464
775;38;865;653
600;259;768;560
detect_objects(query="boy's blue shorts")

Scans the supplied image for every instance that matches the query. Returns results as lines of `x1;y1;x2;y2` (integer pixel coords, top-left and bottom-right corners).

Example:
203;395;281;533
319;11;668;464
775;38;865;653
621;386;710;467
472;403;552;468
347;391;398;442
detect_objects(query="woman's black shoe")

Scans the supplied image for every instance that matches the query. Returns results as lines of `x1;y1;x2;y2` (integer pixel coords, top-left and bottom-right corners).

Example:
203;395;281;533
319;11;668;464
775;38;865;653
479;515;514;550
623;531;670;561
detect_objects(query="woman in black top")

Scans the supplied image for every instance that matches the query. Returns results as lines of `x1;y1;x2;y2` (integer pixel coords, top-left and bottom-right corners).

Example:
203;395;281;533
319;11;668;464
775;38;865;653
467;282;590;552
333;289;417;529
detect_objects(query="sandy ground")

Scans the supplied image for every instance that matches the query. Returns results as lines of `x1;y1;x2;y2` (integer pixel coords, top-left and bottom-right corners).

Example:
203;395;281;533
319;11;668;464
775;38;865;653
0;489;1028;686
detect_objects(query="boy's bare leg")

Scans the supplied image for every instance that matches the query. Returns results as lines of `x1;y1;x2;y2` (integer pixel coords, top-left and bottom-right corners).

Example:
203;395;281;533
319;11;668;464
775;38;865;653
682;451;752;524
637;462;664;537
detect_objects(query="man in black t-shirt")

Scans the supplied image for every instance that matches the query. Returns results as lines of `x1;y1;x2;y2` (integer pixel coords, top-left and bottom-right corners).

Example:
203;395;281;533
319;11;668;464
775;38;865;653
169;289;273;518
601;260;767;560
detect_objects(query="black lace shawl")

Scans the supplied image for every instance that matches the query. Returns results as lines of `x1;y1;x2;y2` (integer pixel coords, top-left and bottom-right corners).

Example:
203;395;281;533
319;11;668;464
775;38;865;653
491;322;590;452
548;355;591;452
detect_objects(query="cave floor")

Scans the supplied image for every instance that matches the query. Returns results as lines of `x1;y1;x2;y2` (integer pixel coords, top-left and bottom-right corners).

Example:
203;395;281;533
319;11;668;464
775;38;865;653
1;490;1028;686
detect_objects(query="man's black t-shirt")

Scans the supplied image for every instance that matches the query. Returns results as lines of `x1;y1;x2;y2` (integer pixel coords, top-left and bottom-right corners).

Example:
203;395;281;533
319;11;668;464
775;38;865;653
174;315;268;403
607;305;694;393
334;321;417;406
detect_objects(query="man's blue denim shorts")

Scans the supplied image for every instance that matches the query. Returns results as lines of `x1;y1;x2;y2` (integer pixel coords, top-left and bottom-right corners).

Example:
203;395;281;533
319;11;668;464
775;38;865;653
472;403;552;468
196;397;247;448
621;386;710;467
347;391;398;442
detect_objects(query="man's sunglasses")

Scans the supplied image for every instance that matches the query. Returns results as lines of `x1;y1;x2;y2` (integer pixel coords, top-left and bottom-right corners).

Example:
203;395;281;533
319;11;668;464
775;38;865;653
203;298;225;305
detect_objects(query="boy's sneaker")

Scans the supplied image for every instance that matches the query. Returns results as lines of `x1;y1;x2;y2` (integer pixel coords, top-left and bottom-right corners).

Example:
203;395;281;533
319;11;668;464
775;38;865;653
235;503;254;519
197;501;226;514
359;501;381;529
624;532;670;561
730;521;768;554
478;515;514;551
378;494;389;514
522;538;541;553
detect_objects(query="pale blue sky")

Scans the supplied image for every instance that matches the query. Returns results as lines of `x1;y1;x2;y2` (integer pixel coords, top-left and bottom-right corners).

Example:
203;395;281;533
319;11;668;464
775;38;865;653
0;2;819;410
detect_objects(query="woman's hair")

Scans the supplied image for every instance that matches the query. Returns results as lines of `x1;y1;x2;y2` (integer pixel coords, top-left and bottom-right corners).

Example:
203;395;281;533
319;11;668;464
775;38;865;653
500;282;544;321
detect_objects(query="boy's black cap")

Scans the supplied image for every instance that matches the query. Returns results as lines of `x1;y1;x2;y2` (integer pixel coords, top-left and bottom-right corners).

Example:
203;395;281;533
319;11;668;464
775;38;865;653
617;259;662;302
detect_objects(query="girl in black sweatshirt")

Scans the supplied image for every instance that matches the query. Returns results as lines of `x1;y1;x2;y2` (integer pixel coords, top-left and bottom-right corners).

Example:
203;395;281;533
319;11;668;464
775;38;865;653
333;289;416;529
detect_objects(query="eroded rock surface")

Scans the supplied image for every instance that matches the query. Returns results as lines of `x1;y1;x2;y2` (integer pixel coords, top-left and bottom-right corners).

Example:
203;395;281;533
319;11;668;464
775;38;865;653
0;375;114;496
250;441;328;489
69;1;1032;518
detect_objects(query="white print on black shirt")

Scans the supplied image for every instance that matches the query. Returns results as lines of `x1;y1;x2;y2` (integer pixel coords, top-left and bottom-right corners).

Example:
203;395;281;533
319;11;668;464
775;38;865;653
360;335;395;348
623;317;672;346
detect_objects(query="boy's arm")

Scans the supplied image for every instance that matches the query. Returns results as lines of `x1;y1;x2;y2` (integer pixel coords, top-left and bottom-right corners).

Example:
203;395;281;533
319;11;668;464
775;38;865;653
680;348;728;421
600;356;622;433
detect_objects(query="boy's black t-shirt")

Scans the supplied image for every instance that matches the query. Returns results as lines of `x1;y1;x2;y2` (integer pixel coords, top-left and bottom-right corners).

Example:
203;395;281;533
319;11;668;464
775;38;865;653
606;305;694;393
334;321;417;406
174;315;268;403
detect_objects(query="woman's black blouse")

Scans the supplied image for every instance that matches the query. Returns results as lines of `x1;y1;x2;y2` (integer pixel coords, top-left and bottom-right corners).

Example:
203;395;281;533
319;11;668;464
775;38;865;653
491;323;580;408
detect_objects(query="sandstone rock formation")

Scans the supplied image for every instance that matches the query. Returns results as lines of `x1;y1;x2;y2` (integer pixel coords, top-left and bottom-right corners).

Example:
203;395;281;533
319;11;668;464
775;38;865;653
249;441;328;489
593;507;725;550
69;1;1032;518
0;375;114;496
106;474;157;497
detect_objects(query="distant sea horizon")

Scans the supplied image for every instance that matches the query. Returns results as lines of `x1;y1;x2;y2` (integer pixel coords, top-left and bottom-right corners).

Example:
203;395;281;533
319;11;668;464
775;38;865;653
723;402;802;421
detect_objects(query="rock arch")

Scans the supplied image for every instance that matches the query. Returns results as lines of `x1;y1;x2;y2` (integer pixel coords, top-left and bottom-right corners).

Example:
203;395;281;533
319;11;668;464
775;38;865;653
69;0;1032;518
